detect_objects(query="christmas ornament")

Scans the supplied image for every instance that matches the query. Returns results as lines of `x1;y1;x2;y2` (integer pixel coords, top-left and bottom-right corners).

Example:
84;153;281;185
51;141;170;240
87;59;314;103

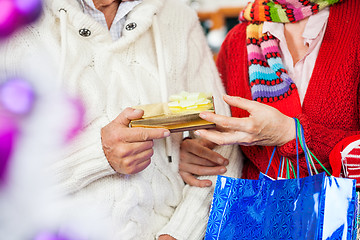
0;114;18;183
0;0;42;39
0;77;35;115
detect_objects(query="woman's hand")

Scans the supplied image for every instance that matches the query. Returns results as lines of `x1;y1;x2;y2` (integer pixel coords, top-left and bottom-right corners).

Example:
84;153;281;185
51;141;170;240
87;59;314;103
179;138;228;187
101;108;170;174
158;235;176;240
195;95;295;146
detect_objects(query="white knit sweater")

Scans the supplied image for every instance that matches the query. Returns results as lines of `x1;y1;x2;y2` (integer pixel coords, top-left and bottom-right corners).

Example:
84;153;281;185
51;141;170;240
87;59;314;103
0;0;243;239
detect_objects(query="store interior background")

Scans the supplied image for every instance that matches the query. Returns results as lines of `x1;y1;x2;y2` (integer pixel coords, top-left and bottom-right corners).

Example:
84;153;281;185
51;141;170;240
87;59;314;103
185;0;252;58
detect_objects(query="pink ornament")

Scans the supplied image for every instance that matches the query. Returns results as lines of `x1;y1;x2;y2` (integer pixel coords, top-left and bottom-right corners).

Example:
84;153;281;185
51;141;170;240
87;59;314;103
34;232;72;240
34;230;86;240
0;0;42;39
14;0;42;25
0;114;18;184
0;0;19;38
0;78;35;115
66;98;85;143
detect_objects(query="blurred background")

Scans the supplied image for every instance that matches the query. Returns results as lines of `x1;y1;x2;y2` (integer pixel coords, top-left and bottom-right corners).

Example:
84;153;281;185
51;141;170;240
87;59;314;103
186;0;250;59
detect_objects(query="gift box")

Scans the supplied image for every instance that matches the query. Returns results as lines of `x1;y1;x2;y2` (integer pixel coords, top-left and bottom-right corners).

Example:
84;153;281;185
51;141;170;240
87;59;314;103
130;92;216;132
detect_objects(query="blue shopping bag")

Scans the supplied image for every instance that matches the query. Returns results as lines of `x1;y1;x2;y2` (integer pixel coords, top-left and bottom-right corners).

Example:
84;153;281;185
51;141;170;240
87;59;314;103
205;173;357;240
205;119;358;240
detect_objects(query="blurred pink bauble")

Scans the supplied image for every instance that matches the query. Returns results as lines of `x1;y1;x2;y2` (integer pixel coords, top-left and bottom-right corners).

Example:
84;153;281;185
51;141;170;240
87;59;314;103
0;114;18;184
0;0;42;39
66;98;85;143
14;0;43;24
34;232;73;240
0;78;35;115
0;0;19;38
34;230;87;240
0;77;34;184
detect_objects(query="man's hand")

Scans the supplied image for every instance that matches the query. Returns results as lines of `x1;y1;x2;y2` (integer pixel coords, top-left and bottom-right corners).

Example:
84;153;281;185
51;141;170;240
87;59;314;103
179;138;228;187
101;108;170;174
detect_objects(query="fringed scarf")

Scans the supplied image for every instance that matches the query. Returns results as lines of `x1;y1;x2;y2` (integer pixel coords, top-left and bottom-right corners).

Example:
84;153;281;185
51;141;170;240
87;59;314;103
240;0;343;117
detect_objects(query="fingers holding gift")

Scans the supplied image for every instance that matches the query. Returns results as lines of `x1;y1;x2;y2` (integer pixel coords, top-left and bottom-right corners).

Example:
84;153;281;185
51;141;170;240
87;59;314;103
194;129;257;146
114;107;145;126
199;111;255;133
101;108;170;174
124;127;170;142
196;95;296;146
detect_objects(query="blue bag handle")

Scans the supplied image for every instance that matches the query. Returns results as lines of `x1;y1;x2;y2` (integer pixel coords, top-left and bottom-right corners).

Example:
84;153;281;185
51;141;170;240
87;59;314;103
295;118;300;178
296;119;311;176
277;156;283;178
265;118;312;178
295;118;331;176
265;147;277;175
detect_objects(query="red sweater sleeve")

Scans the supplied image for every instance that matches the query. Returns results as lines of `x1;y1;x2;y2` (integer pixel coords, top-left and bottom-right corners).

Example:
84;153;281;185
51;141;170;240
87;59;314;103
278;1;360;174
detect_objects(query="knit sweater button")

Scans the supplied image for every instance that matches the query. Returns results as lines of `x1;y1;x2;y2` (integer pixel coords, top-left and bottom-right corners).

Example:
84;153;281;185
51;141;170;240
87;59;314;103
79;28;91;37
125;22;137;31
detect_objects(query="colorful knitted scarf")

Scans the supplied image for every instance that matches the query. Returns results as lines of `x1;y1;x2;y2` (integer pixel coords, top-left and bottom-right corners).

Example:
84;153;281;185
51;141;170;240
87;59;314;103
240;0;342;117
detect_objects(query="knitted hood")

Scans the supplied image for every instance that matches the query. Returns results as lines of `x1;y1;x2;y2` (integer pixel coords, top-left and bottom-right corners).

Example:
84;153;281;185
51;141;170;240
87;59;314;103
46;0;173;158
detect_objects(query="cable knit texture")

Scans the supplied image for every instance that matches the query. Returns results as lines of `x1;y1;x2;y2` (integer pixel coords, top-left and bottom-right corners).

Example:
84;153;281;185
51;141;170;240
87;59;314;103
0;0;243;239
217;0;360;180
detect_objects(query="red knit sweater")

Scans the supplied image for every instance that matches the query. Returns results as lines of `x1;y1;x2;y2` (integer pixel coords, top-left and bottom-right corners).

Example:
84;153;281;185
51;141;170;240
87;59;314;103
216;0;360;180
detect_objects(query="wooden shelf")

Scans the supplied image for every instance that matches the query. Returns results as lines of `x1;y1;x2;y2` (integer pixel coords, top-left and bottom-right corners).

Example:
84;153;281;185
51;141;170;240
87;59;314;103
197;7;242;30
218;7;243;17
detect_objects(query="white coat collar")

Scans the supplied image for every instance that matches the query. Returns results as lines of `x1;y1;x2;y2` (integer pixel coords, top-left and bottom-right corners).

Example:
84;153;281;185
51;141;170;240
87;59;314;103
47;0;165;48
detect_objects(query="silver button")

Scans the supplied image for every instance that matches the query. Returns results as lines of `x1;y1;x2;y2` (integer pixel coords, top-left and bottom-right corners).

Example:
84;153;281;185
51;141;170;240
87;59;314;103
79;28;91;37
125;22;137;31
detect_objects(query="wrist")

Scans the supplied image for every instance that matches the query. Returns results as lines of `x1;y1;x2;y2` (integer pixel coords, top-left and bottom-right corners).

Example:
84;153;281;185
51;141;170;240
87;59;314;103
279;117;296;146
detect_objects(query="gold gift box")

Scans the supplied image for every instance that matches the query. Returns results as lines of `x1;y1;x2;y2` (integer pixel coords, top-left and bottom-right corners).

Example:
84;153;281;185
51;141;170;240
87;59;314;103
130;92;216;133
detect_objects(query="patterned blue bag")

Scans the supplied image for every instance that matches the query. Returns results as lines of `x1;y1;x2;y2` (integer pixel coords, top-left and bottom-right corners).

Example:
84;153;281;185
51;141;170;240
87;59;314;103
205;119;358;240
